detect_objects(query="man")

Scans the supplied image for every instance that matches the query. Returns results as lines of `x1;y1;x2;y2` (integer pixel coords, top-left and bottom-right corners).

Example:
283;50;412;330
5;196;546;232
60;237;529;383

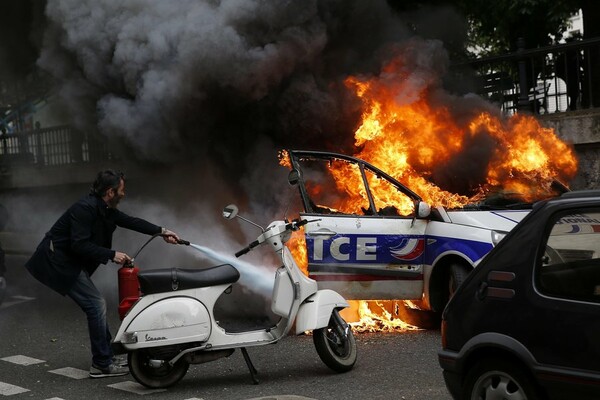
25;170;181;378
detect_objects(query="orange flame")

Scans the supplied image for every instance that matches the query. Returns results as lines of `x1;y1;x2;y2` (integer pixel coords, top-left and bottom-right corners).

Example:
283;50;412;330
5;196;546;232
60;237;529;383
289;230;308;275
343;57;578;208
344;300;421;333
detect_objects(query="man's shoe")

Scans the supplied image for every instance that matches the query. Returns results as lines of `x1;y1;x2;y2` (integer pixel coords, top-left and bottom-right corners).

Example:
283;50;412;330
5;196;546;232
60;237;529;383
112;354;128;367
89;363;129;378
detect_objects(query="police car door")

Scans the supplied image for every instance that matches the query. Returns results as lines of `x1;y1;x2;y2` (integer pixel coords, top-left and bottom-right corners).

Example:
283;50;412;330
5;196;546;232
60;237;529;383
289;151;427;301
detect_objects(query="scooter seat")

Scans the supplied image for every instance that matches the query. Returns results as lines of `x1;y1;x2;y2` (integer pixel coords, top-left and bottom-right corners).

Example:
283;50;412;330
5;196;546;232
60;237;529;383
138;264;240;294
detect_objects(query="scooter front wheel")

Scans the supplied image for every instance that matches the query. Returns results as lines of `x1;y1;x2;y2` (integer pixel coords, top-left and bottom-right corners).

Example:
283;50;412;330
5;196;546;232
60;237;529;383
129;348;190;388
313;310;357;372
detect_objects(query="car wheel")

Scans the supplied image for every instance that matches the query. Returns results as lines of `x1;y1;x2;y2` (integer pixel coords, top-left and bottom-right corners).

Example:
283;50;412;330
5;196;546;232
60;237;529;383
449;263;470;296
463;358;542;400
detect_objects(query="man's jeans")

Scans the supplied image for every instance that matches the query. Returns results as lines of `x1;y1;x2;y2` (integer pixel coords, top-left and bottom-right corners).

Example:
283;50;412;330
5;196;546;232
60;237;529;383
67;270;113;368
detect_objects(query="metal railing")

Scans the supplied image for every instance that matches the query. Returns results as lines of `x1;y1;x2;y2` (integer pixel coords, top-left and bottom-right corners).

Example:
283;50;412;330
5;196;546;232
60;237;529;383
1;39;598;171
0;125;110;169
451;37;600;115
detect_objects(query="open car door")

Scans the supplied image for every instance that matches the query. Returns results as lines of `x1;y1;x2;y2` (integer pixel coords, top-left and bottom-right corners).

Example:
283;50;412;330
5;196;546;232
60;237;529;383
287;150;430;300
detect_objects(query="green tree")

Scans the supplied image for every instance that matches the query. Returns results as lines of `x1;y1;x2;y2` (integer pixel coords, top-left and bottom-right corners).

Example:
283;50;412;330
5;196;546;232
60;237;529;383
459;0;574;53
389;0;600;52
454;0;600;108
389;0;600;108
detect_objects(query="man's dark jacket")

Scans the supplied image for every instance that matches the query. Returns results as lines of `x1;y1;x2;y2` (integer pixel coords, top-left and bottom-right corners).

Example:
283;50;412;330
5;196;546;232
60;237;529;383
25;194;162;295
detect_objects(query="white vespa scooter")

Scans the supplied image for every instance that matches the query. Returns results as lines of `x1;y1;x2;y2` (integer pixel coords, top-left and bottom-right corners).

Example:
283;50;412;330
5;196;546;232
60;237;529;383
112;198;357;388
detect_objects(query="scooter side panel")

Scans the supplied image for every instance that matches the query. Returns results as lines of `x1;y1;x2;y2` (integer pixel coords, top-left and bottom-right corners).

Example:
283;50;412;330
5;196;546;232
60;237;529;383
295;289;349;335
271;267;294;317
124;296;211;348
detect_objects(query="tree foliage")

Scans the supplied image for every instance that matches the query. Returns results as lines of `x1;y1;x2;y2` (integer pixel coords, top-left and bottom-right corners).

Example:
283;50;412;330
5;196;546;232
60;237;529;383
457;0;577;53
389;0;600;54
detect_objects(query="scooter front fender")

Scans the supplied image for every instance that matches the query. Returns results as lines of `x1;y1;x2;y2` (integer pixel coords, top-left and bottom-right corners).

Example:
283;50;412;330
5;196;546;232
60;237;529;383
295;289;349;335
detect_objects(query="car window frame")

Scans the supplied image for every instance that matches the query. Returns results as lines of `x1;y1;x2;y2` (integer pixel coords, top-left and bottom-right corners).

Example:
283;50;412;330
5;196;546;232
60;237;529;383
534;206;600;304
288;150;422;218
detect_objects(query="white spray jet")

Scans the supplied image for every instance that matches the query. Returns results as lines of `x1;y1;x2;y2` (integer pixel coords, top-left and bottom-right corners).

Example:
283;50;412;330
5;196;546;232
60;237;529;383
188;243;274;298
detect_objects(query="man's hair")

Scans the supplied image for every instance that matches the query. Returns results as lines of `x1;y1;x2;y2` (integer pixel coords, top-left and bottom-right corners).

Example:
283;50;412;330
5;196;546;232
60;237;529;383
90;170;125;197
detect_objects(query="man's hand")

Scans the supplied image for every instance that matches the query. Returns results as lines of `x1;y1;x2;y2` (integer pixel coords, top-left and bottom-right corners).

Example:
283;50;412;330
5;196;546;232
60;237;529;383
113;251;131;265
161;228;180;244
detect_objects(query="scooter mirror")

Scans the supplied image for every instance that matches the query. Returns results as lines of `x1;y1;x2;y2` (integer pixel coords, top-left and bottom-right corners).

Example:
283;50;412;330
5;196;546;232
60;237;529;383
223;204;239;220
288;169;300;186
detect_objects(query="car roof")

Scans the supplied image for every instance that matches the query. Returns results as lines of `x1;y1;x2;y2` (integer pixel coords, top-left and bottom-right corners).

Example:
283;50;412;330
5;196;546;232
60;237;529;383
559;190;600;199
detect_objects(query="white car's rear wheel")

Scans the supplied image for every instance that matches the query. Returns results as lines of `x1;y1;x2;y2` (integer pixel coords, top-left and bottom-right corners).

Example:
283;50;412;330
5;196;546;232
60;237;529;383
450;262;471;295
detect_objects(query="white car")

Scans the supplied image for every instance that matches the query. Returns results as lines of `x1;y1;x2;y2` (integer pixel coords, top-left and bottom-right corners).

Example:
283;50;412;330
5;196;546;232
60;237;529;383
287;150;530;319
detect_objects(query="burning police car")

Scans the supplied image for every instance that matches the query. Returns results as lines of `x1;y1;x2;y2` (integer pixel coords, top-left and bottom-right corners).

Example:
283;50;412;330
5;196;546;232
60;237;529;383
285;150;532;319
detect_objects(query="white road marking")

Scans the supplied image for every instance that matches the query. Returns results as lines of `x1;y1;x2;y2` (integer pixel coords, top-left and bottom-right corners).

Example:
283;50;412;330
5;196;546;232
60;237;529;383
48;367;88;380
0;381;29;395
45;398;66;400
0;355;45;365
247;397;317;400
107;381;166;395
0;295;35;309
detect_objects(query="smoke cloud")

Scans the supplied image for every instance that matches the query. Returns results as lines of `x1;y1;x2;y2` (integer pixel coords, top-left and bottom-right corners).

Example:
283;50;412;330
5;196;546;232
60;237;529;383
35;0;469;164
3;1;495;305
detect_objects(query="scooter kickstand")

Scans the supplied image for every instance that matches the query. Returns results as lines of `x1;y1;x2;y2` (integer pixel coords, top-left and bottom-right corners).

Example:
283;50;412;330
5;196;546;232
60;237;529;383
240;347;259;384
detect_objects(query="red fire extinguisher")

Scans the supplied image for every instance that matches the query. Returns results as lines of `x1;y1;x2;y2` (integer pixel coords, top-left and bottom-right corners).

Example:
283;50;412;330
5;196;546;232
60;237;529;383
118;262;140;320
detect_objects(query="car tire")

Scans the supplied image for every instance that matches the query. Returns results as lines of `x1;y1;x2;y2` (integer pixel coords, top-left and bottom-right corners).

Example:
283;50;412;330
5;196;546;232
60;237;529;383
449;263;470;295
462;358;542;400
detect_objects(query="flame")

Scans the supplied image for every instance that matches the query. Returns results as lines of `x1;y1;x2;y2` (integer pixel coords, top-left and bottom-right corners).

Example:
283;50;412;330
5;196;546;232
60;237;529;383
289;230;308;275
343;57;578;208
344;300;421;333
281;50;579;332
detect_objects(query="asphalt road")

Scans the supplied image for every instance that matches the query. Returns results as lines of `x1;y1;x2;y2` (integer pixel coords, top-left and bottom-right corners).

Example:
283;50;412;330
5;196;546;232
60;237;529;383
0;254;451;400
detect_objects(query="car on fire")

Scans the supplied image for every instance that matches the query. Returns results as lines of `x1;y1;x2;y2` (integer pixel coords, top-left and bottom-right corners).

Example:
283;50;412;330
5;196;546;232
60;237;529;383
286;150;532;325
438;190;600;399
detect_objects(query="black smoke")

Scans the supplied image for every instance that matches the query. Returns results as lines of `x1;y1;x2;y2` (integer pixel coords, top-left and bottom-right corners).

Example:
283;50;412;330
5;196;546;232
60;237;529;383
0;0;496;238
0;0;45;80
32;1;472;167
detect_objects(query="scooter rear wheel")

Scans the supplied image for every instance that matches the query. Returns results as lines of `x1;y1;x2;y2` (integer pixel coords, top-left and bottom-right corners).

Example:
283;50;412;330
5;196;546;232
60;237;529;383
129;348;190;388
313;311;357;372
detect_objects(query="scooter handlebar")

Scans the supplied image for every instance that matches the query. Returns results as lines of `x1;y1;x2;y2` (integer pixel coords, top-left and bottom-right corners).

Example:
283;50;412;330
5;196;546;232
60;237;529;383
235;218;319;257
295;219;309;228
235;239;260;258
